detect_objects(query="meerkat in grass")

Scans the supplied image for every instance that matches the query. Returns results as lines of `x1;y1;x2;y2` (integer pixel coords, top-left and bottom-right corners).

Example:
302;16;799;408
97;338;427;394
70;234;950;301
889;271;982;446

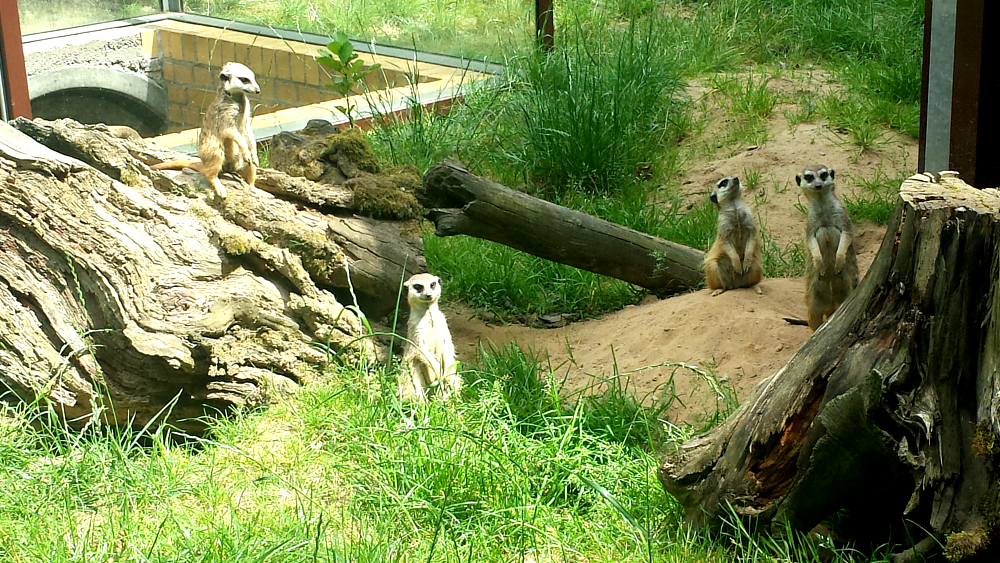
152;62;260;200
703;175;763;296
796;164;859;330
400;273;460;401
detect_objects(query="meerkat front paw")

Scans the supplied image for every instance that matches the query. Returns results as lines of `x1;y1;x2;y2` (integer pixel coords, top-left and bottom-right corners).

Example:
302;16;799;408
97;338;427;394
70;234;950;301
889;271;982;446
835;254;846;274
711;288;725;297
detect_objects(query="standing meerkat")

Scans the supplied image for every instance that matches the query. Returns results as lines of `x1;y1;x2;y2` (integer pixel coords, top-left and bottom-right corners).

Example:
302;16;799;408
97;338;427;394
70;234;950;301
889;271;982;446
152;62;260;199
703;175;763;296
797;164;859;330
400;273;460;401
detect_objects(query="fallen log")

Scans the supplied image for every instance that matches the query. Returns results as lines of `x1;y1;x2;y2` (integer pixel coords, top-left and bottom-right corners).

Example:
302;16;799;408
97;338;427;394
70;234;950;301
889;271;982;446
13;117;425;317
0;117;423;432
419;159;705;293
658;173;1000;561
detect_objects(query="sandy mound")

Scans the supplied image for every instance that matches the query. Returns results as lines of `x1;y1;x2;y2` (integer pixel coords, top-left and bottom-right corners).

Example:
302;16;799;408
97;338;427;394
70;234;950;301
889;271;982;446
449;278;812;423
444;69;918;422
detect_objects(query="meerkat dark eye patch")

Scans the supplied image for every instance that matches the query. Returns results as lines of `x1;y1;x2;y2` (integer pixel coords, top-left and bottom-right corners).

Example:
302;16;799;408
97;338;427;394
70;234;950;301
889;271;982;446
239;77;251;84
220;72;230;81
430;281;437;289
819;171;829;180
718;178;729;188
413;284;424;292
804;173;815;182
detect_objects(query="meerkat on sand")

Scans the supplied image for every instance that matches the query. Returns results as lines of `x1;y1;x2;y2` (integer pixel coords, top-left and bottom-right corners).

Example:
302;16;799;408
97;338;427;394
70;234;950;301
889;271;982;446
703;175;763;296
400;273;460;401
796;164;859;330
151;62;260;199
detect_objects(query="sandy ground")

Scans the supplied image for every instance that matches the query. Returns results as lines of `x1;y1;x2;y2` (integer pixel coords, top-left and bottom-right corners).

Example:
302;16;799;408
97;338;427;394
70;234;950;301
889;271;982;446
444;69;918;422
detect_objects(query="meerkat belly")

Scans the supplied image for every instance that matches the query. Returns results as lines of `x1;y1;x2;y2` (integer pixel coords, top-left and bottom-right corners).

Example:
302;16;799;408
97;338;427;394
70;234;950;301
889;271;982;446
814;226;842;264
410;315;446;360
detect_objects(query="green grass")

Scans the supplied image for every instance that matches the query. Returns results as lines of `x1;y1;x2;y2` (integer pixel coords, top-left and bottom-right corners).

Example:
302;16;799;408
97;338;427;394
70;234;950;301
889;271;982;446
502;21;685;197
0;345;892;562
844;167;909;225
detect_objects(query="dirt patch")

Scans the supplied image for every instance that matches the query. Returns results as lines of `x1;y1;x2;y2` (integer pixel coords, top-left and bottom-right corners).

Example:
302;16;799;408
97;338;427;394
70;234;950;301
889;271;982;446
445;70;918;423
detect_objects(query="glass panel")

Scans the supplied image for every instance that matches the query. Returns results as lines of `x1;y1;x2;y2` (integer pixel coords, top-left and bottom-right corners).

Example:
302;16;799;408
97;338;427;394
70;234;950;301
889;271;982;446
18;0;163;35
182;0;532;60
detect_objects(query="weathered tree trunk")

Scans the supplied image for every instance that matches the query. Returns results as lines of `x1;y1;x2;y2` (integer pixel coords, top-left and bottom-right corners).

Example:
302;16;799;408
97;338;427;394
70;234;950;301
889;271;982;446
658;173;1000;561
0;117;420;432
420;159;705;293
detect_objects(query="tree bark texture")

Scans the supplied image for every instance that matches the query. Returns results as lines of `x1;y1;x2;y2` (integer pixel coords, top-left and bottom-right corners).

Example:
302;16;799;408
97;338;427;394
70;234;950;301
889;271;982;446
420;159;705;293
658;173;1000;561
0;118;422;432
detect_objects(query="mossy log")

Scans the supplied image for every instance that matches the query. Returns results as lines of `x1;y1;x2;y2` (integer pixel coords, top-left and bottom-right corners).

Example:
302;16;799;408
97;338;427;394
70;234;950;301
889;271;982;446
0;117;418;432
658;173;1000;562
420;159;705;293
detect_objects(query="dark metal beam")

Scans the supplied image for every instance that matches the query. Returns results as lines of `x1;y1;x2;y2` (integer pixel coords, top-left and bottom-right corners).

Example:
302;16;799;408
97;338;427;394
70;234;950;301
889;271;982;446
919;0;998;188
535;0;553;51
0;0;32;119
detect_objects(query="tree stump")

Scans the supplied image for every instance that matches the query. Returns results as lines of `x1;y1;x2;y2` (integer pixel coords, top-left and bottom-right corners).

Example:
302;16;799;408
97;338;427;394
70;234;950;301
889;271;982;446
0;118;421;433
420;159;705;293
658;173;1000;561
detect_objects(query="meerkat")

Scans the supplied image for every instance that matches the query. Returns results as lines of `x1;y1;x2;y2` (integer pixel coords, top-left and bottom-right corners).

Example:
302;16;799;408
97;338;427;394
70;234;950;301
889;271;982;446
797;164;859;330
703;175;763;296
151;62;260;199
399;273;460;401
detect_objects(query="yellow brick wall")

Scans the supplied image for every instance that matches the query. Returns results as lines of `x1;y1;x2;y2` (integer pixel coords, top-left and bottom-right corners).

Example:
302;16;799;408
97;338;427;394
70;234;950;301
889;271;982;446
156;27;407;133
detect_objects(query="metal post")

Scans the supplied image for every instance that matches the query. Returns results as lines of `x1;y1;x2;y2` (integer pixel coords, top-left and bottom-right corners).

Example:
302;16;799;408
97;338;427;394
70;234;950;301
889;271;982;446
535;0;553;51
0;0;31;119
162;0;184;12
919;0;998;188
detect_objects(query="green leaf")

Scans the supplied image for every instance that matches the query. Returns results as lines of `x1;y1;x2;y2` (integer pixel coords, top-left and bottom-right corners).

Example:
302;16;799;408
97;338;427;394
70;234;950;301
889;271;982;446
338;41;354;64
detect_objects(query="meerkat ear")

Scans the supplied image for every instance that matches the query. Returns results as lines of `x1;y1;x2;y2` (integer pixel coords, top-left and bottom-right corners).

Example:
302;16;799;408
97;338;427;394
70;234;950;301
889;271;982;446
795;173;802;185
829;169;835;180
733;176;741;188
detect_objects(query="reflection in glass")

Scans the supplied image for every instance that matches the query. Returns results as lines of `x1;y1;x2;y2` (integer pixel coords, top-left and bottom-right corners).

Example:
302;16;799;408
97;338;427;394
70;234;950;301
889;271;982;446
182;0;531;60
18;0;161;35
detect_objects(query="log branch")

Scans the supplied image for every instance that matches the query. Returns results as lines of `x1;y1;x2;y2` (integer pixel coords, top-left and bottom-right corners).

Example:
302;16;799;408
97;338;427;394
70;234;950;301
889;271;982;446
420;159;705;293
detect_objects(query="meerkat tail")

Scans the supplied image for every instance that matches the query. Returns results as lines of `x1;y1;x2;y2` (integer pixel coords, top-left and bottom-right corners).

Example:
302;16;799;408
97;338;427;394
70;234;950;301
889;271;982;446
150;159;202;171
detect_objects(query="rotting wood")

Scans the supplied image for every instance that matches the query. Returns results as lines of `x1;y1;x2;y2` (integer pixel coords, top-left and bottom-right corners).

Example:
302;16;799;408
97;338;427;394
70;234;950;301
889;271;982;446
658;173;1000;561
419;159;705;293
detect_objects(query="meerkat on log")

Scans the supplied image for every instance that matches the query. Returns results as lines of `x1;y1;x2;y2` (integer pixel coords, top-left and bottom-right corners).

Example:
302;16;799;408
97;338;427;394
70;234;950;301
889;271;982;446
796;164;859;330
151;62;260;200
400;273;460;401
703;175;763;296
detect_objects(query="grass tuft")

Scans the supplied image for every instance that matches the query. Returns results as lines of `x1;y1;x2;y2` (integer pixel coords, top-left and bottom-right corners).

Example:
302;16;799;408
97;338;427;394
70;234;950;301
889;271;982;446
844;167;908;225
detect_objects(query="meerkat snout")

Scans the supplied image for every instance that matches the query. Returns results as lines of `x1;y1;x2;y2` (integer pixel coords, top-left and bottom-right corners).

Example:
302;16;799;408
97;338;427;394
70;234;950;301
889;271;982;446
710;175;742;207
796;167;834;190
220;62;260;95
407;277;440;303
